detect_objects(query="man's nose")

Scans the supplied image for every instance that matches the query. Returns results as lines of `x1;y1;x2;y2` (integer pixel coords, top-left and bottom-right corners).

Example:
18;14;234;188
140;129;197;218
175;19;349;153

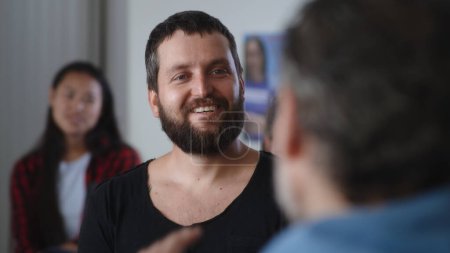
192;75;212;97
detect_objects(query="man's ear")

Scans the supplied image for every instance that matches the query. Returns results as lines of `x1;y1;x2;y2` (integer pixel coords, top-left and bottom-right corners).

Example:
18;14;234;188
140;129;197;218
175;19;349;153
148;89;160;118
273;87;302;159
239;74;245;99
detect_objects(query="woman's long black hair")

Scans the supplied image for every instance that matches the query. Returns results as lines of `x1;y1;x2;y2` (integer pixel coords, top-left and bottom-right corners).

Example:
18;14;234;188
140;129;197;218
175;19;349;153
33;61;123;247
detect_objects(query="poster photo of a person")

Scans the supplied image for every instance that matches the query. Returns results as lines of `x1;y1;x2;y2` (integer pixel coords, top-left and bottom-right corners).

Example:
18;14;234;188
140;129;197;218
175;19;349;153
245;36;267;87
242;34;283;149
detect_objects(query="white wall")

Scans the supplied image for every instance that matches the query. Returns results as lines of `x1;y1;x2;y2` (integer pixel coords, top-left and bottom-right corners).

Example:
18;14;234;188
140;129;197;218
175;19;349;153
125;0;302;159
105;0;130;136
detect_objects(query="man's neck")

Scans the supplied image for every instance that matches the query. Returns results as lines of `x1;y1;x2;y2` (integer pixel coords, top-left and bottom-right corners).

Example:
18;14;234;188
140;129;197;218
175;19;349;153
148;139;260;225
164;139;259;186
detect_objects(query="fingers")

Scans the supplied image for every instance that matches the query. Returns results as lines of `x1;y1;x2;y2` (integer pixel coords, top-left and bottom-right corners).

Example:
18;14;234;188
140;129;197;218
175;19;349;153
138;227;202;253
60;242;78;251
163;227;202;252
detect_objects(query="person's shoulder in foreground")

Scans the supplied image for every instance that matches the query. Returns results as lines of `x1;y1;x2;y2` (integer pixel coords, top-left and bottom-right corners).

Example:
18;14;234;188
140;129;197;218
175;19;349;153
262;185;450;253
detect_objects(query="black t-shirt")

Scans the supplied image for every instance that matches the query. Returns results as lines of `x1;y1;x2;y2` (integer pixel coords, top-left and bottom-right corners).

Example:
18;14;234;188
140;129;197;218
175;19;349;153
78;151;286;253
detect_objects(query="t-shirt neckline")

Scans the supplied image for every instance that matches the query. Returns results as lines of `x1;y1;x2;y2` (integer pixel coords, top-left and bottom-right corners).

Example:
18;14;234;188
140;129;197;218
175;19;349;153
142;151;265;227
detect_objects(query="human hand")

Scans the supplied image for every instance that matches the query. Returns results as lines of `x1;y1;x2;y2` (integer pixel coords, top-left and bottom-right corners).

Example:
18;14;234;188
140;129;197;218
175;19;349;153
137;227;202;253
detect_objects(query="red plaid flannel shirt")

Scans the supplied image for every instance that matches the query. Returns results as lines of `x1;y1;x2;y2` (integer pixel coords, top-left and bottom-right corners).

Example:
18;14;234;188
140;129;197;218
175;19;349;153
10;144;141;253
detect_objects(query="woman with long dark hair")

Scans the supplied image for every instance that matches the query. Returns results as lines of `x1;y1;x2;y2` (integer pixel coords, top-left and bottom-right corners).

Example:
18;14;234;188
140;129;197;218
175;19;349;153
10;61;141;253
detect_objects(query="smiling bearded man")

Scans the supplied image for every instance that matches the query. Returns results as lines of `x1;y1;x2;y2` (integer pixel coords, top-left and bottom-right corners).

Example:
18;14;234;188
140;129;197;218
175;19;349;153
78;10;286;253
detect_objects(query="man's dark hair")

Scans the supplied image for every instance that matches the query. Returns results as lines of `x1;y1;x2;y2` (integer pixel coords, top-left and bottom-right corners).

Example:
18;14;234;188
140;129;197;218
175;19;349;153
284;0;450;203
145;10;243;91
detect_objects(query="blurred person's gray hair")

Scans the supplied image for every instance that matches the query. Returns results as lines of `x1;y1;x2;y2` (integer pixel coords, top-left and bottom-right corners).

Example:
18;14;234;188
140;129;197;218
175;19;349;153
282;0;450;203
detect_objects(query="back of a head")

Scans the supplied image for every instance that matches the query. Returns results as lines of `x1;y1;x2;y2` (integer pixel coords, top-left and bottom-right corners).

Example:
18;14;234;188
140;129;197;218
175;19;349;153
284;0;450;203
145;10;242;91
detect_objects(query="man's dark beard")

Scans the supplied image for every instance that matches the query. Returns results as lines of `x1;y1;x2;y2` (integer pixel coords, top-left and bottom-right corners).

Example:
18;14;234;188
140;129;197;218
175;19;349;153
158;94;244;155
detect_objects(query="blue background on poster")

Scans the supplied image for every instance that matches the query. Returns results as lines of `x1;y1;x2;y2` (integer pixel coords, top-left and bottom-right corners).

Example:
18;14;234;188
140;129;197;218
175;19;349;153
243;33;284;148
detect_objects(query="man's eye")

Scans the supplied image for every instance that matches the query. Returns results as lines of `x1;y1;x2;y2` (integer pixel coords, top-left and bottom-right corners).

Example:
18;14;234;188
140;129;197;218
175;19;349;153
210;69;228;76
173;74;188;81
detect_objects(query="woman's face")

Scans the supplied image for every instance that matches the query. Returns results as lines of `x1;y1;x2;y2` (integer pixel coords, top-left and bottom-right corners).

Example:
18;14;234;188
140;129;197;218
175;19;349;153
50;71;103;139
245;39;265;79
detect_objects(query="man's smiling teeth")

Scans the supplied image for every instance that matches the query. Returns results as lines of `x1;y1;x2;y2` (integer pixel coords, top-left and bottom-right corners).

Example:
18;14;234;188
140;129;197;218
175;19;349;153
193;106;216;113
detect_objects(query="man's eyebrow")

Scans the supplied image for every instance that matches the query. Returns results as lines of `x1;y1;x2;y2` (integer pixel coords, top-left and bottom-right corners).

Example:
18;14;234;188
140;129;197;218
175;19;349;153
165;63;191;75
208;58;231;67
165;58;232;75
